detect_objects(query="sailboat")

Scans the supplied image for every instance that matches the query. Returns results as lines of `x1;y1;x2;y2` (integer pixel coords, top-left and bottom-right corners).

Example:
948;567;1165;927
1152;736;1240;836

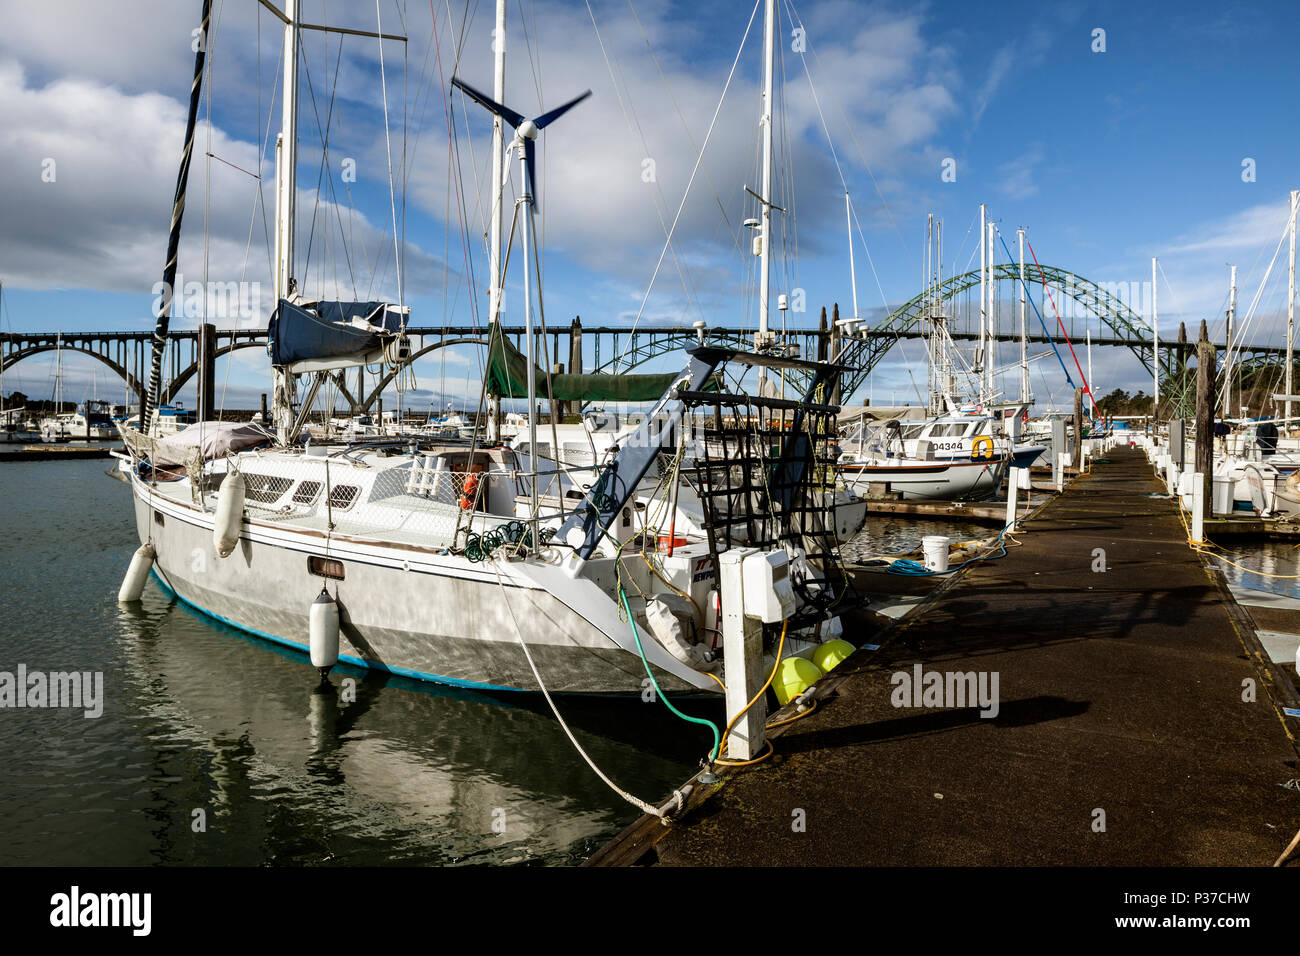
39;332;73;443
118;0;856;695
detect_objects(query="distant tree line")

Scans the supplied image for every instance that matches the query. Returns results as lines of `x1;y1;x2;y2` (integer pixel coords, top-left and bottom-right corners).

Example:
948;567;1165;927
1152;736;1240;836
1094;388;1154;416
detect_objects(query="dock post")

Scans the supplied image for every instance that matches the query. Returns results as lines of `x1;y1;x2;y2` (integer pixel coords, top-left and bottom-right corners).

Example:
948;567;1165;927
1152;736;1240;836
1005;467;1019;532
1192;472;1205;543
718;549;766;762
1045;421;1066;486
1055;452;1066;490
1195;322;1216;515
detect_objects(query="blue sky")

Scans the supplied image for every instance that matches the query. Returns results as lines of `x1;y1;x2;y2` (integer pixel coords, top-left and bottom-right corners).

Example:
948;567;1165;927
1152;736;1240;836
1;0;1298;414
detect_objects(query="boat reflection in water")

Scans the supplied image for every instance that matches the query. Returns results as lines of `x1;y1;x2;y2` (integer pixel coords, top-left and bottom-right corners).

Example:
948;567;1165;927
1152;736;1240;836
114;590;707;865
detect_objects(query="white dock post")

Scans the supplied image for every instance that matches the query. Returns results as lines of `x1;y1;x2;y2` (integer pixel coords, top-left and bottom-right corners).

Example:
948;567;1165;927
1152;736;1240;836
1055;452;1067;490
1005;467;1020;532
1192;472;1205;542
718;549;766;761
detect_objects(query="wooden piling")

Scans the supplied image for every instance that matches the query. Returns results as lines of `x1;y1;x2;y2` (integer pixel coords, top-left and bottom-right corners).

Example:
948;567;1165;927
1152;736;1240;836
1195;320;1216;510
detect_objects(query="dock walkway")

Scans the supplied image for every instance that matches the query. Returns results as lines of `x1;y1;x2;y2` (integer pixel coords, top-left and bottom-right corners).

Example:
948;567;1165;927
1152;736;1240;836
590;447;1300;866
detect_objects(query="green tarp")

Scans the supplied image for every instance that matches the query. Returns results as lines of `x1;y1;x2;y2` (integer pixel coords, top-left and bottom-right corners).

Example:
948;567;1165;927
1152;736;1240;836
484;325;679;403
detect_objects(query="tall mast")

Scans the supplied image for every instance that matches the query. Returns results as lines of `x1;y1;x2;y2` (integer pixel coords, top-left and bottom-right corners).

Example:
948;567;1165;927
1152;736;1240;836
1018;229;1028;402
1224;264;1236;417
272;0;301;442
846;193;858;324
486;0;506;441
1152;257;1159;418
1086;327;1092;395
1288;189;1298;424
520;140;539;522
986;221;995;401
925;214;932;411
979;203;986;402
141;0;211;434
756;0;776;371
275;1;299;302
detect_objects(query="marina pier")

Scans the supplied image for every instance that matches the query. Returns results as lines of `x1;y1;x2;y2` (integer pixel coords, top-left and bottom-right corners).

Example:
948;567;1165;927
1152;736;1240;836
589;447;1300;866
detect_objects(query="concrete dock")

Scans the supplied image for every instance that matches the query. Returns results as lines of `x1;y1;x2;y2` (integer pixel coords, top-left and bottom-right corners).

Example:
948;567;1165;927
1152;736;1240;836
588;447;1300;866
0;444;114;462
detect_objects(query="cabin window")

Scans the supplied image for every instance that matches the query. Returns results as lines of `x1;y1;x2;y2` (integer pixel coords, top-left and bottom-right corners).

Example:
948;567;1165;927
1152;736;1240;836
308;556;345;580
328;484;360;510
292;480;322;505
153;510;164;527
243;473;293;504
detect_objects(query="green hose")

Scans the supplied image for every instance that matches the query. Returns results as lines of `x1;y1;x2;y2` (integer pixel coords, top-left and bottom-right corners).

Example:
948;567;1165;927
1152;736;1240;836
618;585;722;761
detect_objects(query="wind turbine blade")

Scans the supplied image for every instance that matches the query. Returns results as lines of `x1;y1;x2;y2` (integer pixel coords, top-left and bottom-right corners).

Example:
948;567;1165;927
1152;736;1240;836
524;138;538;211
450;76;525;129
532;89;592;130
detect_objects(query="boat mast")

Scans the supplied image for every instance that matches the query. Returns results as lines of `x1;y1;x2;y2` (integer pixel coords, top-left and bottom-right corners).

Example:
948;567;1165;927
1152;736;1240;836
846;192;858;326
519;138;540;522
486;0;506;442
1223;264;1236;417
978;203;986;404
756;0;776;387
925;214;934;413
1288;189;1298;425
141;0;211;435
986;220;995;403
272;0;301;443
1018;228;1028;403
1152;256;1158;419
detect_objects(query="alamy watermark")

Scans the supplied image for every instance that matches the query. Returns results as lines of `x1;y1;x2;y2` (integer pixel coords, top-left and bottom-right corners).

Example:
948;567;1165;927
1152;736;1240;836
151;272;264;324
0;665;103;718
890;664;1000;718
50;886;150;936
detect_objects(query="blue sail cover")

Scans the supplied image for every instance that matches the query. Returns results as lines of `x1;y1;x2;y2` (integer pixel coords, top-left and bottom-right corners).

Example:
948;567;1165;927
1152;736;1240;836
268;299;401;369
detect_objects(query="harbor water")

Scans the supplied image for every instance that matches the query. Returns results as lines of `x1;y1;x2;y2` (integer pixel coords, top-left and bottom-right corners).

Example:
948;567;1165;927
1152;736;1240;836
0;455;1000;865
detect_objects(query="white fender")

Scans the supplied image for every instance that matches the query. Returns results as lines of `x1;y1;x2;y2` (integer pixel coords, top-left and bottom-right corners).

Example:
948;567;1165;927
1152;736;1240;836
309;590;340;671
213;471;246;558
117;542;155;603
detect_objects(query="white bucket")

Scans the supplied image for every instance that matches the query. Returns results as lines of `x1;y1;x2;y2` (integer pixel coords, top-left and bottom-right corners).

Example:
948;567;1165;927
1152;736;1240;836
921;535;951;573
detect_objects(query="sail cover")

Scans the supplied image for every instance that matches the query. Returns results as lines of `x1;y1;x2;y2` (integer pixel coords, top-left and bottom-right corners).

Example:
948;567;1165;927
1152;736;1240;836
268;299;403;371
484;324;678;403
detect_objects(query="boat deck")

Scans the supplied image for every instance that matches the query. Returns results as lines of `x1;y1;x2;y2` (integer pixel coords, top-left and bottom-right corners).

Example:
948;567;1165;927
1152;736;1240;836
588;447;1300;866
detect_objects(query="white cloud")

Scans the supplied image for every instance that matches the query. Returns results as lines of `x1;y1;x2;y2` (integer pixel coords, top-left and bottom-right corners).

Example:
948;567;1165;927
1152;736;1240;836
997;144;1044;200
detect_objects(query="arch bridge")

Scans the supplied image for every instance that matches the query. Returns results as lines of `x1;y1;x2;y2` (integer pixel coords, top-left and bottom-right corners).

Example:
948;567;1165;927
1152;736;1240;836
1;267;1282;416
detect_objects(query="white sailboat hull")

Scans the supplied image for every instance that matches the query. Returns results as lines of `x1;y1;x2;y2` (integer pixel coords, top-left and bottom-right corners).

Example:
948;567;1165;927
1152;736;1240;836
129;474;710;695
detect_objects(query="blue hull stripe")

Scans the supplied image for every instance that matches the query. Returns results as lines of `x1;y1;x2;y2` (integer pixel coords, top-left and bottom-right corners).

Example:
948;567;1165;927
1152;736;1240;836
148;568;523;693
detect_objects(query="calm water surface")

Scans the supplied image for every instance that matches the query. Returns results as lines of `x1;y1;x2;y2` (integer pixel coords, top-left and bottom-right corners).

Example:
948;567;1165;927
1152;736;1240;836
0;456;1001;866
0;457;711;866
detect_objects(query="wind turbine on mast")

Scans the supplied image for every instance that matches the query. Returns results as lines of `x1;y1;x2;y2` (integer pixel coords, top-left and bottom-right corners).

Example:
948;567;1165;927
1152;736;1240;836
450;75;590;522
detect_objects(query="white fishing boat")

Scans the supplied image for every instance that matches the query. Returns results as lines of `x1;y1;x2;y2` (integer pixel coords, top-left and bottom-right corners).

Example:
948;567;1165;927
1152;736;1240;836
68;399;117;440
837;417;1010;500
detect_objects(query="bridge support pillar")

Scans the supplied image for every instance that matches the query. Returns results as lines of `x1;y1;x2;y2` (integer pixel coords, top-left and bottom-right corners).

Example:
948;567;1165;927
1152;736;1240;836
198;323;216;421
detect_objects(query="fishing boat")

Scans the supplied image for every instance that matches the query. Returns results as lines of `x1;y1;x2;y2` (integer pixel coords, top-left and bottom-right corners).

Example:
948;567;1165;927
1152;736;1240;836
118;0;856;695
68;399;117;440
837;416;1010;500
